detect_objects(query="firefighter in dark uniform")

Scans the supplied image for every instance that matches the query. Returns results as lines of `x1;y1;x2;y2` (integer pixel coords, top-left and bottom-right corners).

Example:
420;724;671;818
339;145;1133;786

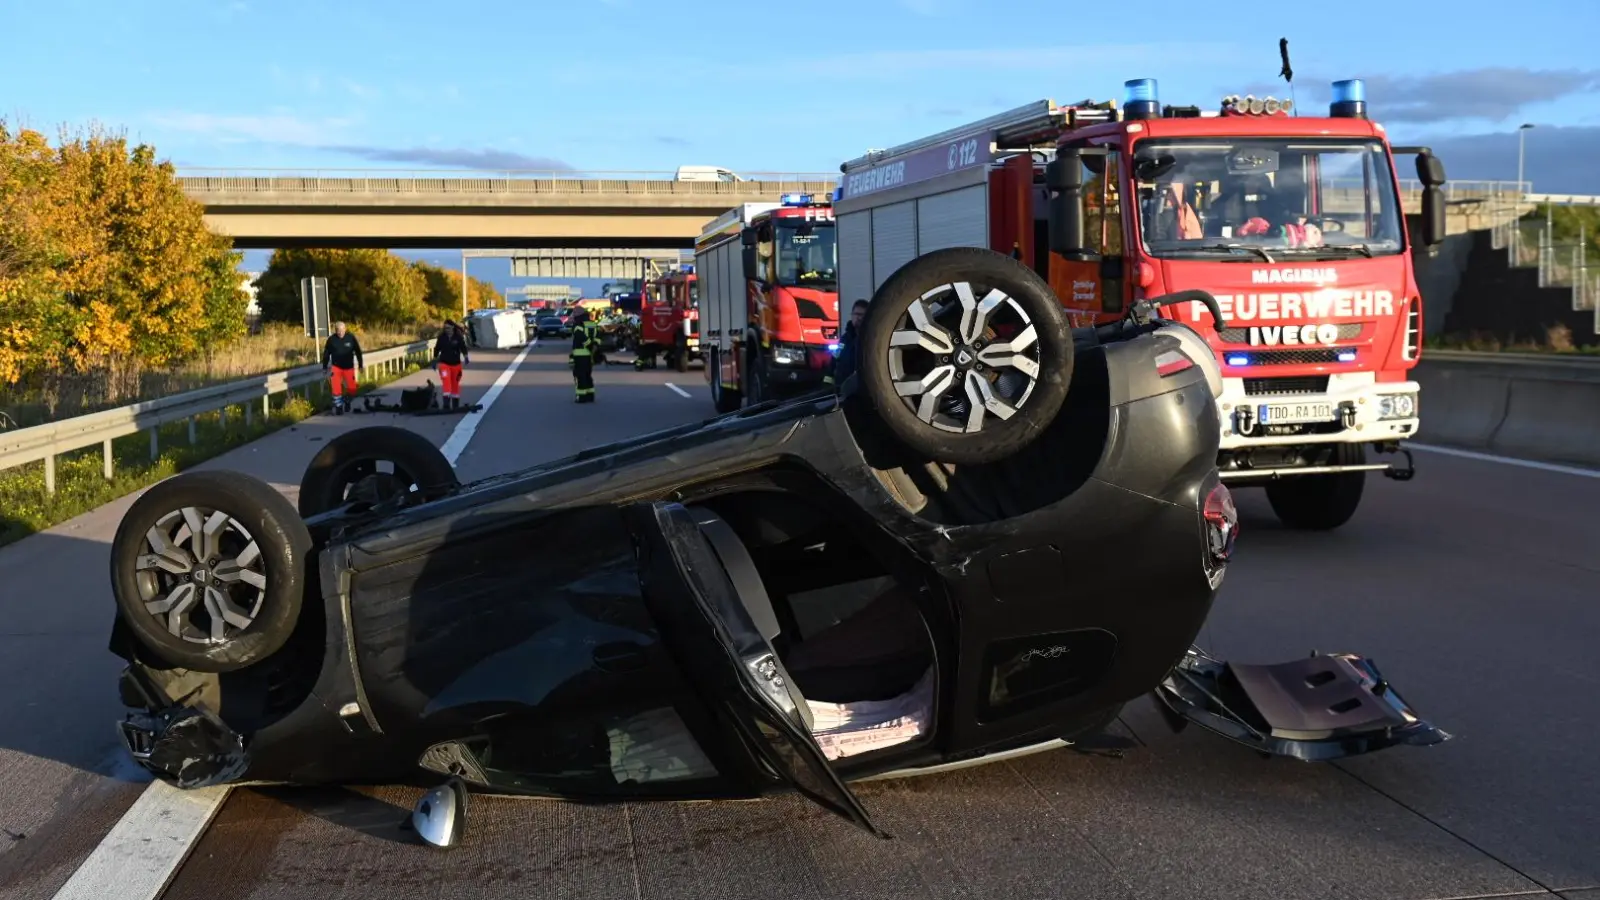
569;308;601;403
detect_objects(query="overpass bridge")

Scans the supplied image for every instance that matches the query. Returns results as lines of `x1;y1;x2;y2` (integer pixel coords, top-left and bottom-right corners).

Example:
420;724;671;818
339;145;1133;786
177;168;839;249
178;168;1594;251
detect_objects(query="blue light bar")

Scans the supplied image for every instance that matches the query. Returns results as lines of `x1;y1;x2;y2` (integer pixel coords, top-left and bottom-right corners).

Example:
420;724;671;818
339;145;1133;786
1124;78;1158;104
781;193;812;205
1225;354;1250;367
1336;350;1357;362
1331;79;1366;104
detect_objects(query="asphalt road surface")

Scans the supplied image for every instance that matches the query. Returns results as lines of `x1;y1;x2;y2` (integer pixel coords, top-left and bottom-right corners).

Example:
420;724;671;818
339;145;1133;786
2;342;1596;900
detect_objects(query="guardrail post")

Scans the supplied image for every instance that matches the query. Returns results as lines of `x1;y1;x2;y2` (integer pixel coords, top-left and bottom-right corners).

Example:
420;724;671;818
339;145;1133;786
219;404;228;432
245;400;253;428
188;417;197;445
103;440;113;480
44;454;55;494
150;429;159;461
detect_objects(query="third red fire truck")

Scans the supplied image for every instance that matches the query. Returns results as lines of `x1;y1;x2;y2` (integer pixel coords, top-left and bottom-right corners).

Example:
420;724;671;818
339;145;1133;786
832;76;1447;530
634;267;701;371
696;195;841;413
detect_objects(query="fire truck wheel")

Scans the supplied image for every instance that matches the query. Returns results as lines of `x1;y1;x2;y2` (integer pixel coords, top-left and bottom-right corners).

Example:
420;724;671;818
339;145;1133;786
1264;443;1367;530
857;247;1073;466
674;343;689;373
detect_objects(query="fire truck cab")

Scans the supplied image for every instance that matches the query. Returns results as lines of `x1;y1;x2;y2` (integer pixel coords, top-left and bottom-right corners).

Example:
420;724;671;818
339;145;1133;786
697;195;841;413
635;267;701;372
833;78;1448;530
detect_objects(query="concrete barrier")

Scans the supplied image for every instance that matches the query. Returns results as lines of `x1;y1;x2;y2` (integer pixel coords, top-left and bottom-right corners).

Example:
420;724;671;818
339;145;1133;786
1413;351;1600;467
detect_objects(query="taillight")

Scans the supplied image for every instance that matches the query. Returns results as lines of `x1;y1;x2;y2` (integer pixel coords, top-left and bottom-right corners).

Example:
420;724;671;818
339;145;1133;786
1203;483;1238;566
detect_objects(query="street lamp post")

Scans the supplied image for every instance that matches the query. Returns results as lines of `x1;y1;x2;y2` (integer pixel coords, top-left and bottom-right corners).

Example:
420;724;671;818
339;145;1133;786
1517;123;1535;198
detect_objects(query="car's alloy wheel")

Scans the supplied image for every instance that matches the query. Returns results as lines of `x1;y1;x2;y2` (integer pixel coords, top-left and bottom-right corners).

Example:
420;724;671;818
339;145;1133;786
135;507;269;645
857;247;1074;466
111;470;311;673
887;281;1042;435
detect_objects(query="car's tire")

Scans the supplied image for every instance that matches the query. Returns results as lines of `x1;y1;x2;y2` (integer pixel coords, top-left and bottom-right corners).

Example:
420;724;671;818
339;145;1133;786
110;470;312;673
298;426;459;518
856;247;1074;465
1264;443;1367;530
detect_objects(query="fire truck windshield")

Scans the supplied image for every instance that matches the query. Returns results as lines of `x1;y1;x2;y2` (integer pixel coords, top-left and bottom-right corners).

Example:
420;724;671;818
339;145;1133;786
1132;138;1405;261
774;218;838;290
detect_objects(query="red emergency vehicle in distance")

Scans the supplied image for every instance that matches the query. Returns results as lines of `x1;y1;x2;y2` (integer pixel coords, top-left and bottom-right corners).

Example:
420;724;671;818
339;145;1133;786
833;77;1448;531
634;267;701;371
696;195;840;414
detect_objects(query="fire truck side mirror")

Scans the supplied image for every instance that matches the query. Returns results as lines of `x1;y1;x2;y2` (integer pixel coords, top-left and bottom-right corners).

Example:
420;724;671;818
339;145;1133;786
1415;153;1447;249
1046;150;1099;261
741;227;758;247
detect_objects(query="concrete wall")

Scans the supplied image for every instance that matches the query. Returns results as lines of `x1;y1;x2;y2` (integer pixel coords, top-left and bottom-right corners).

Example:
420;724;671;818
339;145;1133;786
1436;231;1598;349
1413;351;1600;467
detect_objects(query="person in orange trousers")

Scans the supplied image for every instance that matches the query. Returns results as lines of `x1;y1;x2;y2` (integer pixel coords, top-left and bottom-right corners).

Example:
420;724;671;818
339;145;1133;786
432;320;471;410
321;321;364;415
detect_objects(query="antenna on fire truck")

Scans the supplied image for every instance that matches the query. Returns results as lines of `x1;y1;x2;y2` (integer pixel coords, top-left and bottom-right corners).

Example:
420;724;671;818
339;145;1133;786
1278;38;1297;115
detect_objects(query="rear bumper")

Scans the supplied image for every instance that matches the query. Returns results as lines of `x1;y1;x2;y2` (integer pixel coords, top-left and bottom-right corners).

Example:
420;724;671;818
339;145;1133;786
1153;648;1450;761
1217;372;1419;450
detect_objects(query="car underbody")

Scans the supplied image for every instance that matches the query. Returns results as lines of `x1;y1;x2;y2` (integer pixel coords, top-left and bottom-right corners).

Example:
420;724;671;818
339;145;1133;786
104;255;1449;845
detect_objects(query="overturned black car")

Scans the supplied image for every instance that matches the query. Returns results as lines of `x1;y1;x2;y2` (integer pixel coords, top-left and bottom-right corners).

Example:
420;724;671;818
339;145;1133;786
108;249;1447;844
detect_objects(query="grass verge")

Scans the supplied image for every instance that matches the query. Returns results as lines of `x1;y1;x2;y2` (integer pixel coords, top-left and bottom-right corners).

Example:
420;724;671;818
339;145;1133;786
0;355;426;549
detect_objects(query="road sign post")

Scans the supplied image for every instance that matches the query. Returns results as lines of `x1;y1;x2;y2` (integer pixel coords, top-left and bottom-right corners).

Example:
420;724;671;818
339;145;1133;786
300;277;331;339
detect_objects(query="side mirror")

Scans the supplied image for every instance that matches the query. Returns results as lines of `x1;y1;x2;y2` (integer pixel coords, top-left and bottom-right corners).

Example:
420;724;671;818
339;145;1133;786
410;777;469;849
740;227;757;248
1415;152;1446;188
741;246;759;282
1416;153;1447;249
1046;150;1100;261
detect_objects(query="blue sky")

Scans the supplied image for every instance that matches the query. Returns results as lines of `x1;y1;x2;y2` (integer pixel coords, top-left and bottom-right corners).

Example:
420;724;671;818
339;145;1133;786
5;0;1599;291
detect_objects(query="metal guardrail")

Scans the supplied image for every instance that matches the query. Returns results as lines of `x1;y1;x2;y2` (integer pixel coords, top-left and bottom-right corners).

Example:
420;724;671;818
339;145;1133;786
1424;349;1600;369
0;341;432;493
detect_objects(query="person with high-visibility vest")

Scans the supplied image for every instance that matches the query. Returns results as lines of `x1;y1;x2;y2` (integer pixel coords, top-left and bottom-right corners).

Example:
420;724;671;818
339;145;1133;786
569;308;601;403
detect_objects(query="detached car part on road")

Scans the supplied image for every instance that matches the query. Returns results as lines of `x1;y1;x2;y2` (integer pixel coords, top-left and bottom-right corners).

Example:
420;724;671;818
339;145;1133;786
107;249;1448;846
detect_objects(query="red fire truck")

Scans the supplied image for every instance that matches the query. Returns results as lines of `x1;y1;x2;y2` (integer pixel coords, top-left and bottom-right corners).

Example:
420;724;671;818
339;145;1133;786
696;195;841;413
833;77;1446;530
634;267;701;371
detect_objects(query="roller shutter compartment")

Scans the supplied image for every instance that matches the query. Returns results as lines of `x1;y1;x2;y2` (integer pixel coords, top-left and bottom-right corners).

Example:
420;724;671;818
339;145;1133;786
916;184;990;255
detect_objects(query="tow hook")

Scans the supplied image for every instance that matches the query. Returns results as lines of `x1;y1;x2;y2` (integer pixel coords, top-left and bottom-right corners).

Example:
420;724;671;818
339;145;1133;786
1234;406;1257;436
1339;401;1358;429
1382;446;1417;481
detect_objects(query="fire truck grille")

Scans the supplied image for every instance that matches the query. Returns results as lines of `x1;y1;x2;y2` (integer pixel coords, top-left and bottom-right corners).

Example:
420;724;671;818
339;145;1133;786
1246;348;1344;366
1243;376;1331;396
1218;323;1364;343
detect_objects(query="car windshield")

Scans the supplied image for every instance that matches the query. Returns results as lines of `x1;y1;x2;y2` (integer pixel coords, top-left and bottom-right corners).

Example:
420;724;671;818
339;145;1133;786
774;219;837;290
1132;138;1405;260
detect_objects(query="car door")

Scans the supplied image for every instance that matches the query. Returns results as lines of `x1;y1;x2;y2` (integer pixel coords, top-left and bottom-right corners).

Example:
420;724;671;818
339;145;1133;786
625;500;887;838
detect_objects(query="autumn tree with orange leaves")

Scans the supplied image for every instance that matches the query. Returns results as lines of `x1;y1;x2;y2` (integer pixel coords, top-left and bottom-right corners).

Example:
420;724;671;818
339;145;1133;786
0;122;247;389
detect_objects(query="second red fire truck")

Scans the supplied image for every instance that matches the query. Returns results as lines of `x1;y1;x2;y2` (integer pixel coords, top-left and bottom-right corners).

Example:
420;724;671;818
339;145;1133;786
831;77;1446;530
696;195;841;413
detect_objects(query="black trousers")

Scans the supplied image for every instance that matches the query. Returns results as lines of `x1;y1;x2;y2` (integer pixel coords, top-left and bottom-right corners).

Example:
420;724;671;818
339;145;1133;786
572;355;595;399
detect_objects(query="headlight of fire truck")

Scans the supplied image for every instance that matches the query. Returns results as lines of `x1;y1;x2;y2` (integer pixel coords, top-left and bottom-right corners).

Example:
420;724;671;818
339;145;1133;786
1377;393;1417;420
771;342;808;365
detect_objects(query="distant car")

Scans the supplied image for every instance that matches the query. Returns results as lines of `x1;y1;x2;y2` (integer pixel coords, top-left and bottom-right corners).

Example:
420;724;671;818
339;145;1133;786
104;249;1446;849
537;316;570;338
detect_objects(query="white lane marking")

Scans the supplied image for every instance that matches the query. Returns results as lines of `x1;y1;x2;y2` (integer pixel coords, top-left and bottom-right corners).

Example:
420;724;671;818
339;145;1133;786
51;781;230;900
440;339;537;466
1406;442;1600;479
52;340;541;900
664;382;692;398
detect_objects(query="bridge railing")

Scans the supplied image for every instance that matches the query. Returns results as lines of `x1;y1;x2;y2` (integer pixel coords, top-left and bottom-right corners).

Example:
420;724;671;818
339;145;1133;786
176;168;842;196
